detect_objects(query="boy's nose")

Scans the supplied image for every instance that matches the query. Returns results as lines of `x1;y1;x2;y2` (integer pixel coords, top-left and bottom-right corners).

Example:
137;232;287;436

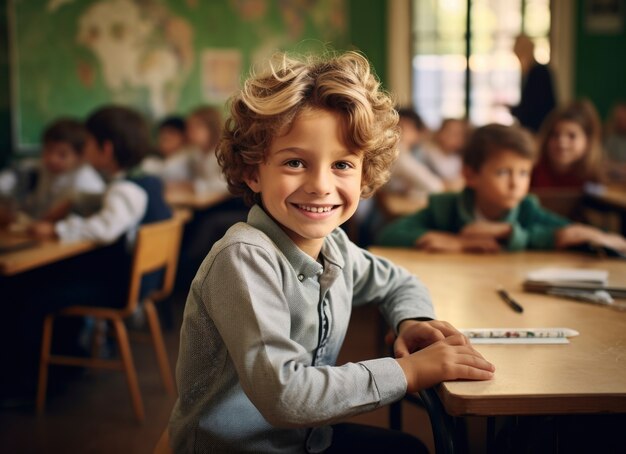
304;169;332;195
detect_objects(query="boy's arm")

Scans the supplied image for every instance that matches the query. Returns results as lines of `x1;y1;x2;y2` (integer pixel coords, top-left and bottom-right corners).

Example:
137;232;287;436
347;236;495;389
203;243;409;427
348;234;435;327
54;181;147;243
508;196;571;250
376;207;435;247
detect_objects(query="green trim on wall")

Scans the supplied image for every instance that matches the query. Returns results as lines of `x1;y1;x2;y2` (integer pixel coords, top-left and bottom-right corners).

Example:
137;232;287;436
574;0;626;118
348;0;388;88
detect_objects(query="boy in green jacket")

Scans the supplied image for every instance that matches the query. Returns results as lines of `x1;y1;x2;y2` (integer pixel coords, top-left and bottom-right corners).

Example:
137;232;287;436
377;124;626;253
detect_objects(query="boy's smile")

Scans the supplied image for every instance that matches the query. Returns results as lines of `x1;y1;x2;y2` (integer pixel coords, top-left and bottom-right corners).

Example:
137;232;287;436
464;149;532;220
245;108;363;258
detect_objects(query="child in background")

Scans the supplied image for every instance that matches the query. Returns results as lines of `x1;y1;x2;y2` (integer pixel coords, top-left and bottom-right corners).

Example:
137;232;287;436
604;101;626;182
3;106;172;401
377;123;626;253
168;52;494;453
141;115;192;183
30;106;171;245
15;118;104;223
531;100;605;190
419;118;468;190
185;105;229;194
385;107;444;195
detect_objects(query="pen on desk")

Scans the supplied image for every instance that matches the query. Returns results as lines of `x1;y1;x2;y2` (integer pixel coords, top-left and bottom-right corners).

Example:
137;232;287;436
496;287;524;313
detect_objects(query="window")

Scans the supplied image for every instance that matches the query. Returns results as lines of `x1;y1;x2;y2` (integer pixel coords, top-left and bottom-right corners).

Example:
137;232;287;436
412;0;550;129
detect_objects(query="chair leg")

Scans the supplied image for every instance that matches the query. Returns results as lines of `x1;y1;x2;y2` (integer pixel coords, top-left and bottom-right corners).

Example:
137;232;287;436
144;300;175;395
111;318;145;422
36;315;55;415
90;318;107;359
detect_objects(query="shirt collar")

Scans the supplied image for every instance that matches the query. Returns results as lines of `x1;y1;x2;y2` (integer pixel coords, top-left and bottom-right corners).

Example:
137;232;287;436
247;205;325;279
458;188;520;223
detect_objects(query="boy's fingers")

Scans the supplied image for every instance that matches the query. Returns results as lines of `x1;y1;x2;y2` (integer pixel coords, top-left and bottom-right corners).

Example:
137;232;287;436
458;365;495;381
394;339;410;358
428;320;462;337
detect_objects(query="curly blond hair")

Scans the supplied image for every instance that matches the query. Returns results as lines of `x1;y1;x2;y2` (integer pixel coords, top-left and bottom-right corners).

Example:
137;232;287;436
218;51;399;206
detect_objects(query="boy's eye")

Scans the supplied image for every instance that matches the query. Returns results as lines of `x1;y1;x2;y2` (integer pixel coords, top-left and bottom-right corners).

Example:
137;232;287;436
285;159;304;168
333;161;353;170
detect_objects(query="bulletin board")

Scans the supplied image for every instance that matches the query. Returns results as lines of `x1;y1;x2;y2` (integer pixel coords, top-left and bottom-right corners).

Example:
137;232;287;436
9;0;348;151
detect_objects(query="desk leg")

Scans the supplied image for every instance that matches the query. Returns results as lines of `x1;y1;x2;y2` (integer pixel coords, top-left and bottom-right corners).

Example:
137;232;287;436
418;387;465;454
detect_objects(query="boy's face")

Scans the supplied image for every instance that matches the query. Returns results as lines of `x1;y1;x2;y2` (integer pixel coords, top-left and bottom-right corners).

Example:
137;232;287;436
547;120;587;170
398;118;422;152
464;149;532;219
84;134;114;172
158;127;185;157
42;141;81;174
437;121;466;154
186;116;211;150
245;108;363;258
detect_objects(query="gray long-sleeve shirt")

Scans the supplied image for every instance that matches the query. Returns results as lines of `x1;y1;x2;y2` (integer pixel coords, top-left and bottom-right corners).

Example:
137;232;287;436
169;205;435;453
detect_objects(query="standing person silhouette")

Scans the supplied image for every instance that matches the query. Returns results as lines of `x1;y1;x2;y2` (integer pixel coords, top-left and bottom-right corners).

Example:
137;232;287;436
510;34;557;133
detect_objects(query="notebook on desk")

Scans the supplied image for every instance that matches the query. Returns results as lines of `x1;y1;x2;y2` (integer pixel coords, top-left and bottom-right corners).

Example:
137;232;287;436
523;267;626;299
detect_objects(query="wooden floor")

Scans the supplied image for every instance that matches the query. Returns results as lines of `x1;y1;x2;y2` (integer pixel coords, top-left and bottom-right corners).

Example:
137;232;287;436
0;298;437;454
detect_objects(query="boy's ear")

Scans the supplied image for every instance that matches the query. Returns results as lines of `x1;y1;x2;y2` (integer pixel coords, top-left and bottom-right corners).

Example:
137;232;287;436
462;165;479;189
243;168;261;193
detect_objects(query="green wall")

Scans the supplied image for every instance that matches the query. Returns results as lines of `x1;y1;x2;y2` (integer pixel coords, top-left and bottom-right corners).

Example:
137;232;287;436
574;0;626;118
0;0;387;165
348;0;388;88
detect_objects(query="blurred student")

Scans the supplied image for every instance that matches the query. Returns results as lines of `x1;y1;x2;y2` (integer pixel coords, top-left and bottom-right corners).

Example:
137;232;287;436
29;105;172;301
175;105;248;289
141;115;192;182
386;107;444;195
419;118;468;190
510;34;557;133
5;119;105;223
185;105;229;194
3;106;171;401
377;124;626;253
604;101;626;182
531;100;605;190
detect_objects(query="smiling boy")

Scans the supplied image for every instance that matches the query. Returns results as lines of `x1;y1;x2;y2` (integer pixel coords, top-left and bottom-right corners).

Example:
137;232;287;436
377;123;626;253
168;52;494;453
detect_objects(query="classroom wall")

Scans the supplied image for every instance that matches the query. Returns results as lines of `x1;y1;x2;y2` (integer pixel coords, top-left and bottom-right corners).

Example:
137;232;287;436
574;0;626;118
0;0;387;165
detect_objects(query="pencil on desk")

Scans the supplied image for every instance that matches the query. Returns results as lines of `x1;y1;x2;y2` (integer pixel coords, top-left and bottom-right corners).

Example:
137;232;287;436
496;286;524;313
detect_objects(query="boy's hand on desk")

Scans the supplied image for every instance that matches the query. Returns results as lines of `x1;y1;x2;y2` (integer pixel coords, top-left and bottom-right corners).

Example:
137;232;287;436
396;335;495;393
461;221;511;240
394;320;462;358
29;221;58;239
417;232;501;253
556;224;626;252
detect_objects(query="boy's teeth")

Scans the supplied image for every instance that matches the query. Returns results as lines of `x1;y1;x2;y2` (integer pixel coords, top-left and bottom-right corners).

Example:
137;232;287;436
298;205;332;213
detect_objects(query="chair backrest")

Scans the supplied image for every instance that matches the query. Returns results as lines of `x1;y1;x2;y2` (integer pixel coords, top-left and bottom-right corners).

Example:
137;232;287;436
123;218;183;317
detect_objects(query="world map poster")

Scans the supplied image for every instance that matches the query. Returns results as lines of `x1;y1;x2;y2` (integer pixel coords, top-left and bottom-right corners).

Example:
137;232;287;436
10;0;348;150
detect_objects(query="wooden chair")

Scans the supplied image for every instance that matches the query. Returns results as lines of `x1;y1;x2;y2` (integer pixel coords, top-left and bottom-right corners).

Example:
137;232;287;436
36;217;184;422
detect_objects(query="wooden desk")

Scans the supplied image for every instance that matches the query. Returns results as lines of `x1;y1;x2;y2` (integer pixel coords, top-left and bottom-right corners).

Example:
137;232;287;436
370;248;626;418
0;231;97;276
165;188;230;210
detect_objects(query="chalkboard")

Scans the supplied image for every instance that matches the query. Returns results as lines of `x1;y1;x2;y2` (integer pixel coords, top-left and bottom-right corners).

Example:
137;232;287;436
10;0;349;151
